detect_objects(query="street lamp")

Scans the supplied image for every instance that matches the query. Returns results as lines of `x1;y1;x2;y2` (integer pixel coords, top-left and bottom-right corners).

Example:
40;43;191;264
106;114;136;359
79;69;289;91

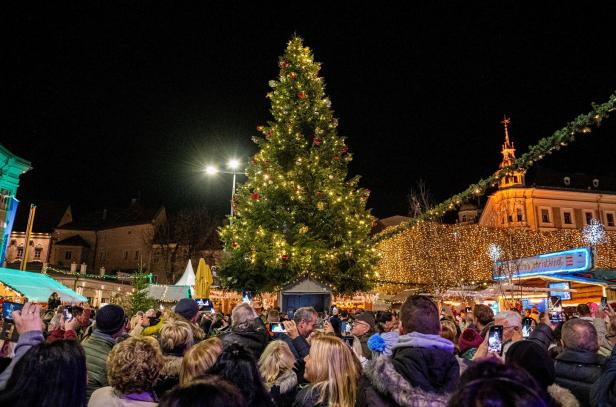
204;158;246;222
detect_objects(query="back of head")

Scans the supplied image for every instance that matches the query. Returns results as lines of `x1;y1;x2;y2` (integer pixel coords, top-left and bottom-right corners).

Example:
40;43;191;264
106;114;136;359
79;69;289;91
305;335;360;407
160;319;194;355
107;336;164;394
0;340;87;407
181;337;223;386
473;304;494;327
449;360;549;407
258;340;296;386
175;298;200;321
95;304;126;335
400;295;440;335
562;318;599;352
506;340;555;389
440;319;457;343
160;376;247;407
231;303;258;330
495;311;522;328
207;343;270;405
266;309;280;323
293;306;317;325
576;303;591;317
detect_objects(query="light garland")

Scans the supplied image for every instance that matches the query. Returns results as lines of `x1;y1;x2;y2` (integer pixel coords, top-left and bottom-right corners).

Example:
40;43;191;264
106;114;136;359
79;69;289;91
374;93;616;242
45;266;150;283
583;219;607;246
487;243;503;263
373;223;616;295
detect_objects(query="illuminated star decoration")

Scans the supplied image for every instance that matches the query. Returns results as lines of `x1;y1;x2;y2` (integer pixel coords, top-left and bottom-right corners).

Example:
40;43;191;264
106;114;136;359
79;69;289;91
487;243;503;263
583;218;607;245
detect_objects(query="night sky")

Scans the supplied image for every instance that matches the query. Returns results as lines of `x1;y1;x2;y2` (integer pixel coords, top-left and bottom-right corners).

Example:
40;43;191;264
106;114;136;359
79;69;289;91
4;3;616;218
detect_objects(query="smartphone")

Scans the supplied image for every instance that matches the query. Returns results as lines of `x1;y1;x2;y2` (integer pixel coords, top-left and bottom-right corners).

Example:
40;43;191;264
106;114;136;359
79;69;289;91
521;317;533;338
488;325;504;355
2;302;24;321
601;297;608;310
342;335;354;347
63;308;73;321
270;322;287;333
548;296;564;324
341;321;351;335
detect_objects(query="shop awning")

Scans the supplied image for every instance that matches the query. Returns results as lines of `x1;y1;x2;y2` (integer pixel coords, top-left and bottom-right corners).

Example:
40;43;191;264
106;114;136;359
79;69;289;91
0;267;87;303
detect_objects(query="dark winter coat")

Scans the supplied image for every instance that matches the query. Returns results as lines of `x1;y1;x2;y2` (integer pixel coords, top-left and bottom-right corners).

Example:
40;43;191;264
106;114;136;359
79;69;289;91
590;346;616;407
153;354;182;398
293;385;327;407
220;328;269;360
268;369;298;407
82;330;116;399
554;348;606;406
291;335;311;359
358;355;452;407
272;332;300;360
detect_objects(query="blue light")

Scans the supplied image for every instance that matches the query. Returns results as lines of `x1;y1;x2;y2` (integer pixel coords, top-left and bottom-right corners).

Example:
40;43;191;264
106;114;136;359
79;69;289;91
493;247;592;280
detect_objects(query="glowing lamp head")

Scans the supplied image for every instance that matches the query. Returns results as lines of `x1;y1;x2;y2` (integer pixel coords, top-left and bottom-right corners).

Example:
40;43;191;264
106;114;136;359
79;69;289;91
227;159;240;170
205;165;218;175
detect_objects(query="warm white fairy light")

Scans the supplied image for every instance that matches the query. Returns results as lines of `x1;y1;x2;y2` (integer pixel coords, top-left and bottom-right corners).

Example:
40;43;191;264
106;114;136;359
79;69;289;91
583;218;607;245
487;243;503;263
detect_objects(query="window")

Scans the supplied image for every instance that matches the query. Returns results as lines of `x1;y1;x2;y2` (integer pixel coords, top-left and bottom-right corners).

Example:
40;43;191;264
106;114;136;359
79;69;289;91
607;212;616;227
516;208;524;222
10;240;16;246
65;251;72;260
584;211;595;225
17;247;24;258
540;208;551;224
507;214;513;223
123;250;129;260
134;250;140;260
34;247;42;259
562;210;573;225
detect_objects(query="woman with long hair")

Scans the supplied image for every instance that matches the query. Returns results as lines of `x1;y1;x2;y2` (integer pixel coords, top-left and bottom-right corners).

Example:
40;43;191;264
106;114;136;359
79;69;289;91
258;340;298;407
296;335;361;407
180;337;223;385
0;340;87;407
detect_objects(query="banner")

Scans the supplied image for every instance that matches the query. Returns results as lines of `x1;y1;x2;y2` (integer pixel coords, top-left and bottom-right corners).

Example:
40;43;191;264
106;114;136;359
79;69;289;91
494;247;592;280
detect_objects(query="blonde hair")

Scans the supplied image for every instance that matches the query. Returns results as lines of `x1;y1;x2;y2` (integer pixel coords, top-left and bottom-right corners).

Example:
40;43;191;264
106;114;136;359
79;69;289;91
440;319;457;343
258;340;296;388
304;335;360;407
180;337;223;385
159;319;194;354
107;336;164;394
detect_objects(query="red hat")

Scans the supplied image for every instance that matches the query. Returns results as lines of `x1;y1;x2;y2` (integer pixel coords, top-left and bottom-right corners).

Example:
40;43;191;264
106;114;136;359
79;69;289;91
458;328;483;354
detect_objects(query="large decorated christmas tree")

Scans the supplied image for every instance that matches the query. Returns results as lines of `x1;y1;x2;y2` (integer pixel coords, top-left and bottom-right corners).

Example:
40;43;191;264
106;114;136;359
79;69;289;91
219;36;377;294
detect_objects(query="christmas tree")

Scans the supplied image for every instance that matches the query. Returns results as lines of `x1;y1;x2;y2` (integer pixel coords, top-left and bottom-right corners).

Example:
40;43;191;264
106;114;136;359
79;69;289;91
219;36;377;294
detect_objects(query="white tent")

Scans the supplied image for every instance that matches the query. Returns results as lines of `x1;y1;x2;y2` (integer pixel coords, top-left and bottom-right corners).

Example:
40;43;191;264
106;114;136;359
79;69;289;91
175;259;196;286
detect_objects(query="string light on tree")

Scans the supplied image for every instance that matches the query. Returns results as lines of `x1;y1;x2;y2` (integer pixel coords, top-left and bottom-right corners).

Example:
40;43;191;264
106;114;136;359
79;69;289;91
583;218;607;246
487;243;503;263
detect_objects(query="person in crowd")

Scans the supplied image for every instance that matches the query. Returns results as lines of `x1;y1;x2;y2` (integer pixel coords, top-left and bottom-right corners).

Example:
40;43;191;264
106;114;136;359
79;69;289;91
553;319;606;405
47;311;81;343
349;311;375;362
258;340;298;407
172;298;206;342
206;342;273;407
0;338;87;406
494;310;523;355
210;312;231;335
142;309;164;337
367;311;400;358
591;345;616;407
180;337;223;385
592;304;615;358
154;319;195;396
129;311;144;333
448;360;552;407
0;302;45;390
457;328;483;361
220;302;269;360
199;310;214;335
159;376;247;407
473;304;494;338
283;307;318;359
440;319;459;354
463;311;474;331
89;336;164;407
530;307;541;323
359;295;459;406
329;306;342;337
578;304;593;321
506;339;579;406
296;335;360;407
82;303;127;399
47;292;61;311
265;309;300;359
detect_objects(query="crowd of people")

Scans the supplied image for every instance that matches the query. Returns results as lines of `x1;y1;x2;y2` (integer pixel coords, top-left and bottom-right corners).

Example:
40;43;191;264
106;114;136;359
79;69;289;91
0;291;614;406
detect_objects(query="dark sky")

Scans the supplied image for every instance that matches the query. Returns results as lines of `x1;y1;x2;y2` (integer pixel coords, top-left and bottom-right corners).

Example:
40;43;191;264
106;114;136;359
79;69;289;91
4;3;616;218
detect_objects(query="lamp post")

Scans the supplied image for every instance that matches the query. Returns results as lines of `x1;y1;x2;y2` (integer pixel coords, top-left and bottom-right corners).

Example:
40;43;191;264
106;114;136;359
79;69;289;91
205;159;246;223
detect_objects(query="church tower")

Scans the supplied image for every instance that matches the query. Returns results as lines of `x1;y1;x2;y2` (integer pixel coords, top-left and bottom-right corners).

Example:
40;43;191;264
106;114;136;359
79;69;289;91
498;116;525;189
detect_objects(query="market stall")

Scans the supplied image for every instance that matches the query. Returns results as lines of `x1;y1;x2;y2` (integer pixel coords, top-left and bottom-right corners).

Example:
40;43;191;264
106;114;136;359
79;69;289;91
0;267;87;303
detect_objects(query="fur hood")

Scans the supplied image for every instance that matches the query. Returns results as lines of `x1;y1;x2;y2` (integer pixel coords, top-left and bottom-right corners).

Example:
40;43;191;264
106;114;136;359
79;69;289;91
159;354;183;377
548;384;580;407
272;369;298;394
364;356;451;407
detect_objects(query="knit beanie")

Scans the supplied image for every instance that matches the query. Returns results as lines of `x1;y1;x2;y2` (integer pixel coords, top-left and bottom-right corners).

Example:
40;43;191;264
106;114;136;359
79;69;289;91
506;340;555;389
458;328;483;354
175;298;199;321
96;304;126;334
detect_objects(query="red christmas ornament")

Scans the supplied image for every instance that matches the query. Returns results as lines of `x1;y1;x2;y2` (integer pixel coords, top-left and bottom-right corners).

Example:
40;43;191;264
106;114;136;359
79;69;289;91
340;145;349;154
279;60;288;69
251;192;260;201
313;137;321;146
232;241;239;249
297;91;306;99
266;130;273;139
281;254;289;261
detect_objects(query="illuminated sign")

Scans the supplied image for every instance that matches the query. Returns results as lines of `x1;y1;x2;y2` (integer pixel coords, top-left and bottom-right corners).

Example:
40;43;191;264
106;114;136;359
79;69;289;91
493;247;592;280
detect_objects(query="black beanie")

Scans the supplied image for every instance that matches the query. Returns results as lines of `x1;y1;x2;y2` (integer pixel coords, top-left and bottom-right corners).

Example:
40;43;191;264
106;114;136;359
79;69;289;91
175;298;199;321
95;304;126;334
506;340;555;389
